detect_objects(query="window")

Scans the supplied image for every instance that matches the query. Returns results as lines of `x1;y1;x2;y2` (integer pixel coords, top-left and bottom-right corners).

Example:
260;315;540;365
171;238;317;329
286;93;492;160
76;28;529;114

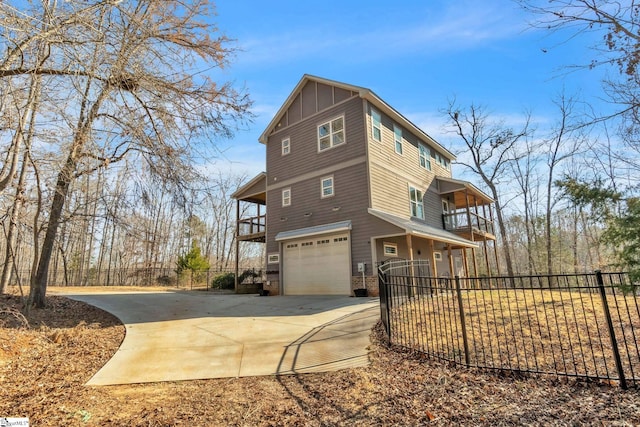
435;152;450;170
409;186;424;219
394;125;403;154
383;242;398;257
434;251;442;261
321;176;334;198
268;253;279;264
318;116;345;151
282;188;291;207
419;143;431;170
371;109;382;142
281;138;290;155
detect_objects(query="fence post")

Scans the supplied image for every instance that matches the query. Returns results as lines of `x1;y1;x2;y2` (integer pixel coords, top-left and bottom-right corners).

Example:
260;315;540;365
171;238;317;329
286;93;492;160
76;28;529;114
455;276;471;366
596;270;627;389
377;266;391;343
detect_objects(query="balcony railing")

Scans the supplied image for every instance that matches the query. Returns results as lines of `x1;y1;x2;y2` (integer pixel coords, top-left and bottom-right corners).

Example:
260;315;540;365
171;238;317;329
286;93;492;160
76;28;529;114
443;210;494;237
237;214;266;240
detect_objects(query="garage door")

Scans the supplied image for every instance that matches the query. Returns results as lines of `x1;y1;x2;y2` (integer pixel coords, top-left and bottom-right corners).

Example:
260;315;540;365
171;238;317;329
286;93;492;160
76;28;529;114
283;233;351;295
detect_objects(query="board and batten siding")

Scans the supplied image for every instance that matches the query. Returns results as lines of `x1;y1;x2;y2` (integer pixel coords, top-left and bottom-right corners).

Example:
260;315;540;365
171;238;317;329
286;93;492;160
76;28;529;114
272;80;359;134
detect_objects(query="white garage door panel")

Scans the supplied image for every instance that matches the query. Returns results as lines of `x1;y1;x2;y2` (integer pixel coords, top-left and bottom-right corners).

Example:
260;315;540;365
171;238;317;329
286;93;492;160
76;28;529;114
283;234;351;295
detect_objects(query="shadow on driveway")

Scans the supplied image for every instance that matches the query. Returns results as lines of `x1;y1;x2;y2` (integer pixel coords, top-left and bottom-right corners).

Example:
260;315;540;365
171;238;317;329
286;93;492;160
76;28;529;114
56;290;380;384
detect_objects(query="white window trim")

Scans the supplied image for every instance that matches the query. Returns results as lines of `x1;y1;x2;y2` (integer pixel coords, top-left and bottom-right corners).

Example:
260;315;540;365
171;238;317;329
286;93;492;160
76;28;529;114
394;124;403;155
282;188;291;207
371;109;382;142
434;251;442;261
317;115;345;152
409;185;424;219
268;253;280;264
321;176;334;198
281;137;290;156
435;152;451;170
383;242;398;257
419;143;431;170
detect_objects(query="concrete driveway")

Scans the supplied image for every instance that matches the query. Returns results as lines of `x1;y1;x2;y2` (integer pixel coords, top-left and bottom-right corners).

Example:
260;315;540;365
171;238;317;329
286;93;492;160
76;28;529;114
58;290;379;386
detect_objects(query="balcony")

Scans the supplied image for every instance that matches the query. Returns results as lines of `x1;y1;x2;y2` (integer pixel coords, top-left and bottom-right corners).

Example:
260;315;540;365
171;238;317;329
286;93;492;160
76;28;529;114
443;210;495;242
232;172;267;244
437;176;496;243
238;214;266;242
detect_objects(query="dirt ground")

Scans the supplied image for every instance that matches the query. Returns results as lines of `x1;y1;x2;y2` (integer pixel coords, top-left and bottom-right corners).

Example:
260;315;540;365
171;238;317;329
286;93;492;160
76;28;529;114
1;288;640;426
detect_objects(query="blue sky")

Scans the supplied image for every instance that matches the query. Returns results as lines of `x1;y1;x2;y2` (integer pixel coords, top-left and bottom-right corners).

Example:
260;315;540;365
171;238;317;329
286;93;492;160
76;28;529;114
211;0;608;178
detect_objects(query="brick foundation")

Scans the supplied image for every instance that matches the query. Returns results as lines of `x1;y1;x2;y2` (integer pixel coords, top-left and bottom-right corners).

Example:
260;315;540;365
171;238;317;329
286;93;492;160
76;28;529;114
351;275;379;297
263;279;280;296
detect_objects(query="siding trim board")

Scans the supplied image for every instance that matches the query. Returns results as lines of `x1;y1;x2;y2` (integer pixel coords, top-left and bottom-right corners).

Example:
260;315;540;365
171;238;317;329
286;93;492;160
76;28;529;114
267;155;367;191
275;220;352;241
267;96;357;140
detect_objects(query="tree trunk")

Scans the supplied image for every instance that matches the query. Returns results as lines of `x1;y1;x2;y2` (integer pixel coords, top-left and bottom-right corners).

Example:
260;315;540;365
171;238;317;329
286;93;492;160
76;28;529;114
492;194;515;277
31;151;77;307
0;149;30;293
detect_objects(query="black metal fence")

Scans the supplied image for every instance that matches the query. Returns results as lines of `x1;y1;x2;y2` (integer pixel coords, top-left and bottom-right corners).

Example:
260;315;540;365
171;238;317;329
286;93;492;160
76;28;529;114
378;260;640;388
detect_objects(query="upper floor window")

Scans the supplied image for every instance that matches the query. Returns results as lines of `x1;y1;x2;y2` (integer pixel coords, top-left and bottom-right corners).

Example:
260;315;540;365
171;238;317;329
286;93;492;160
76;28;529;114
409;186;424;219
435;152;450;170
394;125;403;154
282;188;291;207
318;116;345;151
281;137;290;156
371;109;382;142
419;143;431;170
321;176;334;198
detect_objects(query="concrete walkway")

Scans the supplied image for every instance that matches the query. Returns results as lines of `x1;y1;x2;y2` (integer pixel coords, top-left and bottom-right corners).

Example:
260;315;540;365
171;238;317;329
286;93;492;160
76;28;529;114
57;290;379;386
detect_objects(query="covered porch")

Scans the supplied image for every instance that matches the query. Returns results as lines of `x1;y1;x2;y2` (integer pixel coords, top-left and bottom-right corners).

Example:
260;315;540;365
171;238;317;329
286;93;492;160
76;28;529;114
438;176;495;242
437;177;500;275
368;209;479;278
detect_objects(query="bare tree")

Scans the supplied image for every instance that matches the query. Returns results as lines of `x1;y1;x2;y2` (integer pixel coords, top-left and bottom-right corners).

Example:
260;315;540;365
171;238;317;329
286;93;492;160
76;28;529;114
542;92;588;274
445;102;530;277
508;134;542;274
518;0;640;158
1;0;251;307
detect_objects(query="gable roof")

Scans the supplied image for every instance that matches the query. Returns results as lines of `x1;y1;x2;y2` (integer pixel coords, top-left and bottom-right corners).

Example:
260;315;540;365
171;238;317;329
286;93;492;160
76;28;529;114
258;74;456;161
437;176;494;204
231;172;266;204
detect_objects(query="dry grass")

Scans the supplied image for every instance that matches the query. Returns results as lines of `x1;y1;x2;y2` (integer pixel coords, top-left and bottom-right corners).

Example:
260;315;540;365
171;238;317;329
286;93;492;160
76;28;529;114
2;291;640;425
391;289;640;383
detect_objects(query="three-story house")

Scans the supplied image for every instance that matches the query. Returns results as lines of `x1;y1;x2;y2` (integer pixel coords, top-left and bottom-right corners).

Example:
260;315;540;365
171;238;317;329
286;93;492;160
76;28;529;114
233;75;496;296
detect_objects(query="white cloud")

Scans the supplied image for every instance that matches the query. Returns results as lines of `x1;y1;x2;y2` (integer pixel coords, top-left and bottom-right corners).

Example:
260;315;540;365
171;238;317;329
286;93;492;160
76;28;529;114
234;1;526;66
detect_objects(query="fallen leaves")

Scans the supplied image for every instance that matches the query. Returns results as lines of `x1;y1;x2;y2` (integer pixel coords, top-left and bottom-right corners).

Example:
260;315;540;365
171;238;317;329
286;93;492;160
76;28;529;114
0;292;639;426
